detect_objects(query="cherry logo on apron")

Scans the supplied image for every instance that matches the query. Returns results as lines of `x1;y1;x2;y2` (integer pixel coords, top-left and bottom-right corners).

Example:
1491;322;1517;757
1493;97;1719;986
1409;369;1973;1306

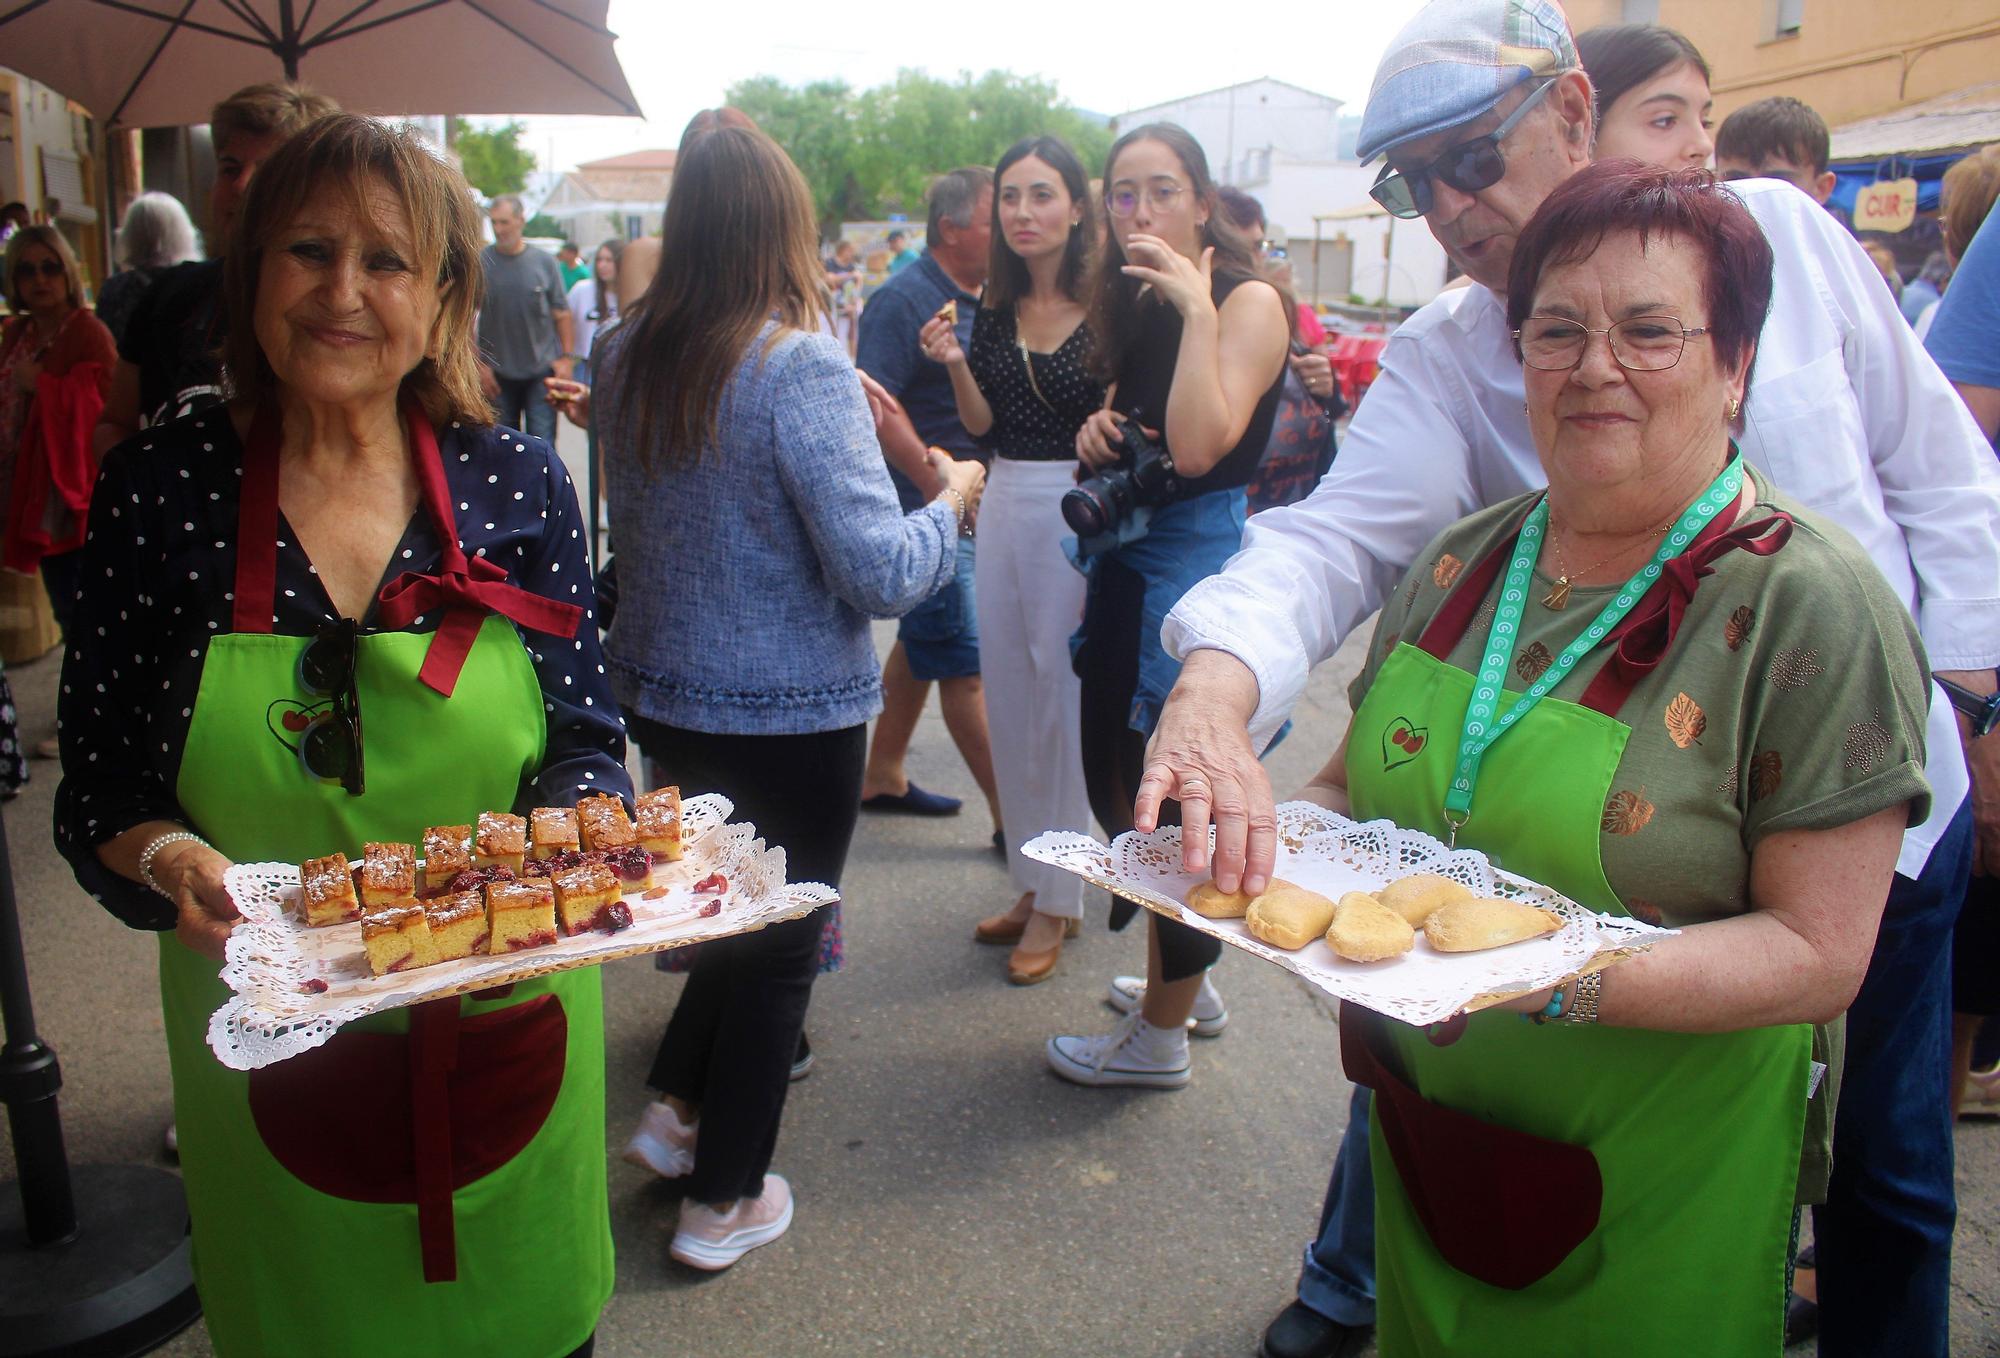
1381;717;1430;771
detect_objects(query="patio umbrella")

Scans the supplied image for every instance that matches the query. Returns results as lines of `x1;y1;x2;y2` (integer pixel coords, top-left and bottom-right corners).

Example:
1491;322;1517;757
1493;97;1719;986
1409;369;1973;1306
0;0;640;127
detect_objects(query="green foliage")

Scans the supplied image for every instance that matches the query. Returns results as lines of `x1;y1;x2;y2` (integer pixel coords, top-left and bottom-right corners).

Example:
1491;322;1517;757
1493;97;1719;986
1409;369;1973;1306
726;70;1112;230
455;119;537;197
524;213;565;240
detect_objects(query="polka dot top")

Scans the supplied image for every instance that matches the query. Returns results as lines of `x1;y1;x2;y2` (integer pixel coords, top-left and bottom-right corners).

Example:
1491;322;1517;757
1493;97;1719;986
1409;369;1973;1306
53;407;630;930
964;305;1104;460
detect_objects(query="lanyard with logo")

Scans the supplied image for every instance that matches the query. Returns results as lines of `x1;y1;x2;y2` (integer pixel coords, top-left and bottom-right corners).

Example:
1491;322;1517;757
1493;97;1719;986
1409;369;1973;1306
1443;456;1744;842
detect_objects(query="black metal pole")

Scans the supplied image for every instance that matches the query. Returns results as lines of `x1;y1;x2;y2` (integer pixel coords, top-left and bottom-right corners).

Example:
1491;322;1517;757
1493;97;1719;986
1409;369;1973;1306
0;808;76;1246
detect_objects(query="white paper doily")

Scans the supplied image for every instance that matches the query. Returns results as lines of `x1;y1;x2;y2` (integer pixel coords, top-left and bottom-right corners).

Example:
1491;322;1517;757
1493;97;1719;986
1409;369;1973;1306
207;794;837;1070
1025;802;1671;1027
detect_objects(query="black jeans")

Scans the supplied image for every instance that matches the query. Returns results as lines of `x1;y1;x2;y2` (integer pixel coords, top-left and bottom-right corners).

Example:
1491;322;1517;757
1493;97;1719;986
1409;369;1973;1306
1075;555;1222;983
40;547;82;636
627;714;865;1207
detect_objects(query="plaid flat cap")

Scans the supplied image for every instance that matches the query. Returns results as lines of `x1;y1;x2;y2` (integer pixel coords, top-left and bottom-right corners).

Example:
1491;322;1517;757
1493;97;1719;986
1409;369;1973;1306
1356;0;1579;164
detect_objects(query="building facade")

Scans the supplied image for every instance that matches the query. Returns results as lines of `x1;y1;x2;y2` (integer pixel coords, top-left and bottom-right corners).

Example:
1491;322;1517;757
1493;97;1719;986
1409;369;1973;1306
539;147;673;248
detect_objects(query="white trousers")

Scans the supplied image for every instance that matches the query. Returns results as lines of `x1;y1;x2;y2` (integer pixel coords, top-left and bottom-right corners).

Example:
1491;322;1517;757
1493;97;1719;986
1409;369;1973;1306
974;457;1092;918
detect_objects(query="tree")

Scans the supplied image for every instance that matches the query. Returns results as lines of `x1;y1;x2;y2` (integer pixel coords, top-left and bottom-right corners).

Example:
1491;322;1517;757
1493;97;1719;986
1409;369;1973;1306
454;119;537;198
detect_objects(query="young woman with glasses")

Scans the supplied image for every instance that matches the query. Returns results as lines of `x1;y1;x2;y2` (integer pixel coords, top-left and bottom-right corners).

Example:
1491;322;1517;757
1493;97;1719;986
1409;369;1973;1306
1043;122;1292;1088
918;135;1104;984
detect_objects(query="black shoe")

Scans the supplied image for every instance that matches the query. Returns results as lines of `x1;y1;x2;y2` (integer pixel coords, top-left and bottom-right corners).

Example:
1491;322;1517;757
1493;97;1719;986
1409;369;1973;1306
790;1032;815;1082
1261;1301;1369;1358
1784;1293;1819;1347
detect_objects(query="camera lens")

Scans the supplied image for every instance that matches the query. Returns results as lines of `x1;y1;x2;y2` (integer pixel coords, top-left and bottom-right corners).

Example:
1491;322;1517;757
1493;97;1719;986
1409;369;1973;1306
1061;485;1112;537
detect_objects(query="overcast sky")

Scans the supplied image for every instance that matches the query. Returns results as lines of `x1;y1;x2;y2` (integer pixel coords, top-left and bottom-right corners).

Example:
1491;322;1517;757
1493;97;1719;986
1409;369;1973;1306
501;0;1433;174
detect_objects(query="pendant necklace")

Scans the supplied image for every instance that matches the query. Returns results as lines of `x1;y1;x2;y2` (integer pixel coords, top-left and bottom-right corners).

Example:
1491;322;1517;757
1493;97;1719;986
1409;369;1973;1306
1542;511;1677;610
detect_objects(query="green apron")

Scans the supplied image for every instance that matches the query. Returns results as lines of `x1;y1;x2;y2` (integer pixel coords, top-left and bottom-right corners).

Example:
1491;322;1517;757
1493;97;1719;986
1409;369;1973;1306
1342;486;1812;1355
157;408;611;1357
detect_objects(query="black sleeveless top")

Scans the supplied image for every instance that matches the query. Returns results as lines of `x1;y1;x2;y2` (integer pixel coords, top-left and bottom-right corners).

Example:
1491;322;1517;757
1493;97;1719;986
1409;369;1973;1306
965;305;1104;460
1110;271;1287;495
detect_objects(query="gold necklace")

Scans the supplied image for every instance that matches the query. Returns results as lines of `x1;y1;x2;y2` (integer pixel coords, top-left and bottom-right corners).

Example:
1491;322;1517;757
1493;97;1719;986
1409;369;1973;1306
1542;512;1676;610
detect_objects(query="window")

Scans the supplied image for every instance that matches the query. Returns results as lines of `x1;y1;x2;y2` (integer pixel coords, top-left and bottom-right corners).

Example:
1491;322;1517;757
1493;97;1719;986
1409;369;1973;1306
1620;0;1659;20
625;214;643;240
1773;0;1804;37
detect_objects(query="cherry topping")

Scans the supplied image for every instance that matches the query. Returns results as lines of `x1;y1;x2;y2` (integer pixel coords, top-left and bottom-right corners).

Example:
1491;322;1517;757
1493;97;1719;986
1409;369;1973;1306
601;902;634;932
693;873;727;895
300;978;330;994
697;899;723;918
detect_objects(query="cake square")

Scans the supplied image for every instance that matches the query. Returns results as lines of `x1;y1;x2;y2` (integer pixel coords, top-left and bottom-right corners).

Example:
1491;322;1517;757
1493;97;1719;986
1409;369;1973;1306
553;861;623;935
421;824;473;893
529;808;579;860
423;889;490;962
300;851;361;926
486;880;557;953
636;786;683;862
360;842;417;908
474;811;527;872
361;904;436;975
575;793;636;852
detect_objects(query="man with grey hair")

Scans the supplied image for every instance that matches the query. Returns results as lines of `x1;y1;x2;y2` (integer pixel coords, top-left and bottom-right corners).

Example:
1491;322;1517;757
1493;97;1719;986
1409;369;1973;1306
478;193;574;443
854;166;1002;841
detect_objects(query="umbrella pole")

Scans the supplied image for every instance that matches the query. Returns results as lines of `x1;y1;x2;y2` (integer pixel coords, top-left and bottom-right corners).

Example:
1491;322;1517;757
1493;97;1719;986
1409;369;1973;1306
0;806;201;1356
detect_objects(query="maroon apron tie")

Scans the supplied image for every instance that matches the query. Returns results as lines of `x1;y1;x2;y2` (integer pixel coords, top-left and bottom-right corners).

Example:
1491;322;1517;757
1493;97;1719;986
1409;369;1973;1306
409;1000;461;1283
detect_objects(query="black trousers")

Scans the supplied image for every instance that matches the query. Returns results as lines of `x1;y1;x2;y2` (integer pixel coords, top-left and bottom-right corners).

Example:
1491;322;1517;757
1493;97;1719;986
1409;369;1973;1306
627;714;866;1207
1074;556;1223;984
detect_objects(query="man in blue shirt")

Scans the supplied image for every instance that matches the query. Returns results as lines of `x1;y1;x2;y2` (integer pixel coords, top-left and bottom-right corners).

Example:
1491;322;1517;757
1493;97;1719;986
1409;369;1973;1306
854;167;1000;833
886;228;922;275
1927;209;2000;444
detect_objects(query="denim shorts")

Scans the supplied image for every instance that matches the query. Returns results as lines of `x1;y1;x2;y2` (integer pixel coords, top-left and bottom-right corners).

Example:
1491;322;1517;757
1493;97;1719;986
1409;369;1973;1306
898;536;980;681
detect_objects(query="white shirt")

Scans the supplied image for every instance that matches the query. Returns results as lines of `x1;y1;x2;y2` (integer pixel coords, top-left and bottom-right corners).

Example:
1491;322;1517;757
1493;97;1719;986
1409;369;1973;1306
1165;177;2000;880
567;277;617;361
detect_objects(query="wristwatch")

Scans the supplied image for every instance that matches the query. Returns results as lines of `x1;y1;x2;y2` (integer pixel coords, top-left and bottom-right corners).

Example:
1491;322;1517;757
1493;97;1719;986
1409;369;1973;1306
1936;672;2000;739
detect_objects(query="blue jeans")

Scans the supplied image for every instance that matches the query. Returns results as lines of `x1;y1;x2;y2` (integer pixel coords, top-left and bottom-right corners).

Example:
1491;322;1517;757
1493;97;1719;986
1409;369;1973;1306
1812;799;1970;1358
1297;1084;1376;1327
494;370;557;445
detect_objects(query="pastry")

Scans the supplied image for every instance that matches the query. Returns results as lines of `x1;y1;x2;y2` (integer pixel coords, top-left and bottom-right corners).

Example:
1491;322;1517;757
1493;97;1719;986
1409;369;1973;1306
935;299;958;325
1326;891;1416;963
421;824;473;893
474;811;527;872
1423;897;1563;952
1185;877;1287;920
529;807;580;861
1375;872;1475;927
360;842;417;909
424;889;490;961
299;851;361;926
553;861;626;935
1245;883;1340;951
636;786;683;862
576;793;636;852
361;904;436;975
486;879;557;953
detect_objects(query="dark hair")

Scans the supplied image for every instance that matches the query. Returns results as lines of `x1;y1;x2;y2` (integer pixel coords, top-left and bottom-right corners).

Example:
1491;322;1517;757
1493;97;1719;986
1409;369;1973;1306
927;166;995;247
984;136;1095;310
1085;123;1289;382
887;228;906;246
592;236;623;324
1507;160;1773;389
1216;186;1265;234
1576;24;1709;127
1715;96;1830;176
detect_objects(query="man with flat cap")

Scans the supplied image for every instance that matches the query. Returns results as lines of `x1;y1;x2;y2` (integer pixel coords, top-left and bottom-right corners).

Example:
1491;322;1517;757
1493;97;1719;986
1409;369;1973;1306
1121;2;2000;1355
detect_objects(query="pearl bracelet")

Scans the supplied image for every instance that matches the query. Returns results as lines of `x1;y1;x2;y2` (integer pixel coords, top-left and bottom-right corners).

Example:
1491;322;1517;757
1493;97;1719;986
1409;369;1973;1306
139;830;210;898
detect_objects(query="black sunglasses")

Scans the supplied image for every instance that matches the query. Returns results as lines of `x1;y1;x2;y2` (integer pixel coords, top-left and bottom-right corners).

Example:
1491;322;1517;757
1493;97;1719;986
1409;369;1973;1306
13;259;64;281
1369;80;1558;220
296;619;365;796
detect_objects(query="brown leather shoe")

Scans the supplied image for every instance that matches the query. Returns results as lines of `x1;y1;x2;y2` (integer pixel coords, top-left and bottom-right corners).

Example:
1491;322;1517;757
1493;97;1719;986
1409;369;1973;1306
974;912;1027;945
1007;939;1062;985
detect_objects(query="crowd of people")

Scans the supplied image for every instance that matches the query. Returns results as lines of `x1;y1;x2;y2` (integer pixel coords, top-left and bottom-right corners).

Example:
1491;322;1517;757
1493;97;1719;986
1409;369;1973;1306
7;0;2000;1353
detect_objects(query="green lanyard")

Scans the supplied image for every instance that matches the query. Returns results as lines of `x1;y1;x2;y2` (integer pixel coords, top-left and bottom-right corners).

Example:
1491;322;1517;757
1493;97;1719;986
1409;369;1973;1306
1443;457;1744;839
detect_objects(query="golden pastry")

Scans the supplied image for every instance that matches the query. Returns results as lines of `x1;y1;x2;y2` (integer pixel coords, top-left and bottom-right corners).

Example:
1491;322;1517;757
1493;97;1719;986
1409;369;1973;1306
1245;883;1340;951
1326;891;1416;962
1375;872;1475;926
1422;897;1563;952
935;299;958;325
1185;877;1289;920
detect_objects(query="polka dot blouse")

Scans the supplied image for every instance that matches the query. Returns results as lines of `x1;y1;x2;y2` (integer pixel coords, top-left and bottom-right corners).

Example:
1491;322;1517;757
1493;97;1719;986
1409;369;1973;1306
964;305;1104;460
53;408;630;929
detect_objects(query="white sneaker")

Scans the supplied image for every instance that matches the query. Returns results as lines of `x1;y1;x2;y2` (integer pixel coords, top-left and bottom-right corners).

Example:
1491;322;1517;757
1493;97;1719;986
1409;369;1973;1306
1046;1013;1191;1088
1106;973;1229;1037
669;1174;795;1271
622;1100;695;1179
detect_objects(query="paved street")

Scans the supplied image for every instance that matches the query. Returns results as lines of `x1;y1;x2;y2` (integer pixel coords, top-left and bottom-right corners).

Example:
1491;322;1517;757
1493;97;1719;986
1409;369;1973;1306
0;420;1996;1354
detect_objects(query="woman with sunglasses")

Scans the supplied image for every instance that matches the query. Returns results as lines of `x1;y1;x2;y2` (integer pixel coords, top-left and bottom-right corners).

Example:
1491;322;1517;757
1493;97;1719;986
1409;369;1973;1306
1044;123;1291;1087
917;134;1102;984
53;116;628;1358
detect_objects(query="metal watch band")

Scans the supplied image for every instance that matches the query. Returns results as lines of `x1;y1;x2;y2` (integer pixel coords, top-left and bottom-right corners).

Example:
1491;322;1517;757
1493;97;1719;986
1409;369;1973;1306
1562;969;1604;1024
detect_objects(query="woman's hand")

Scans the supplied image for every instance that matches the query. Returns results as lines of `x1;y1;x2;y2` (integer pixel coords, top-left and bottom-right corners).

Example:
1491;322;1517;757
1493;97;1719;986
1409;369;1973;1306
12;357;41;395
1121;235;1217;320
1134;650;1276;894
544;376;590;429
1076;409;1140;471
919;313;965;367
1290;350;1337;403
939;455;986;531
857;370;903;430
156;839;241;962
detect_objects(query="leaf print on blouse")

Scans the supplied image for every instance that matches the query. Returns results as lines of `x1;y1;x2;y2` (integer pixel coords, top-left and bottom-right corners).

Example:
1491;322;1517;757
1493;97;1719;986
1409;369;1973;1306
1750;750;1785;800
1768;647;1825;690
1665;692;1707;749
1724;605;1756;651
1844;712;1892;774
1602;788;1656;835
1471;594;1498;633
1514;640;1554;684
1717;762;1740;798
1432;553;1464;590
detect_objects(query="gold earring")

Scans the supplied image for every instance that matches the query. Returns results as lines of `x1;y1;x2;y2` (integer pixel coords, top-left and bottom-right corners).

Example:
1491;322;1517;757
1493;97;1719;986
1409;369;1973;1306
1728;397;1742;420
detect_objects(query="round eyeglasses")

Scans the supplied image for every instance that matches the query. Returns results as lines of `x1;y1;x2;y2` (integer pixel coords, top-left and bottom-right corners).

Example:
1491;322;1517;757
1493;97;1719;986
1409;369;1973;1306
1105;183;1187;219
1512;315;1711;372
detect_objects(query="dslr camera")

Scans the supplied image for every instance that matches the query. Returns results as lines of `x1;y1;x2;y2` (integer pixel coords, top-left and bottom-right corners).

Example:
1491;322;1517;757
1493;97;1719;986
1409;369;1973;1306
1061;419;1184;538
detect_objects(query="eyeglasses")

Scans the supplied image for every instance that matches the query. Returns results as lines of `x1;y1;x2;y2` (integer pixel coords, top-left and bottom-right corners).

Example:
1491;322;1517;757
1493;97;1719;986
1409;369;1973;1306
1369;79;1558;220
295;619;365;795
1105;182;1187;219
12;259;63;281
1512;314;1711;371
1261;242;1289;260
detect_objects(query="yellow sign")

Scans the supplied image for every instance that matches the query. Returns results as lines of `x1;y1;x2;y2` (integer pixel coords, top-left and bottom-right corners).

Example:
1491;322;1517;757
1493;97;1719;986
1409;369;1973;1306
1855;178;1919;233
